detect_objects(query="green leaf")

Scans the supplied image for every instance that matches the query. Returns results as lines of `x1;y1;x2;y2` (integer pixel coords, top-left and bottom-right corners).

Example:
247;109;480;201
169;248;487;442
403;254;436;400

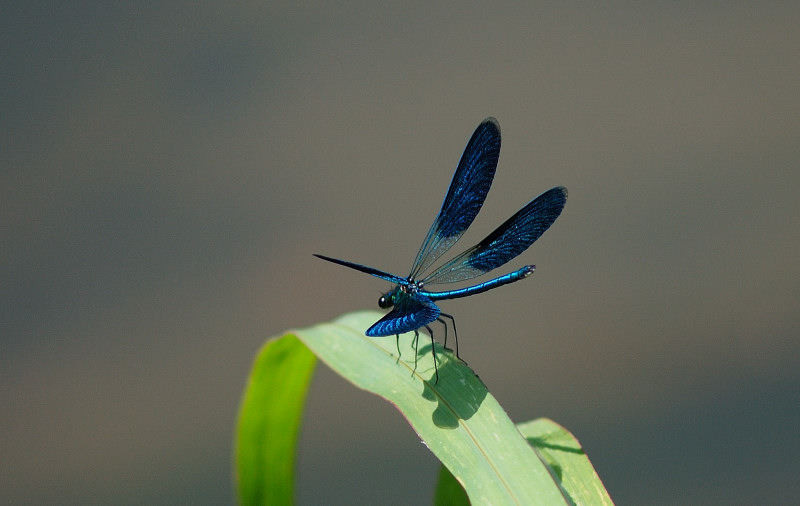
235;333;317;506
433;418;615;506
433;464;470;506
518;418;615;505
295;310;575;505
235;312;613;505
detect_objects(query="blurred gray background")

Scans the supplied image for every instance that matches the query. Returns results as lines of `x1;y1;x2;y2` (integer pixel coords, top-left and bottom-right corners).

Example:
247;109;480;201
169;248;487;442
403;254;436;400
3;2;798;505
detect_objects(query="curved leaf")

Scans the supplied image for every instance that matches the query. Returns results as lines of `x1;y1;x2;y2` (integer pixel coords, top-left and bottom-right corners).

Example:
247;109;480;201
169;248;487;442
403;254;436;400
433;464;470;506
518;418;615;505
296;310;571;505
235;334;317;506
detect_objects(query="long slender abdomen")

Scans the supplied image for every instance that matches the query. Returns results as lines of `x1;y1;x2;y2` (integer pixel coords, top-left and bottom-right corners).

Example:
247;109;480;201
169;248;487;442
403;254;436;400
424;265;534;301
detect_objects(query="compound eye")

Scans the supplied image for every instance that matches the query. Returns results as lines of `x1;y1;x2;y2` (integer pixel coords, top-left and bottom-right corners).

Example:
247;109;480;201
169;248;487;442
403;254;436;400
378;294;393;309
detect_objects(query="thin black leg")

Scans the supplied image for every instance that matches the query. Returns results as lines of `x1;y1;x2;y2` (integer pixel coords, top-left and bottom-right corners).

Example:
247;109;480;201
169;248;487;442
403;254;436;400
437;312;459;360
423;324;439;384
411;330;420;373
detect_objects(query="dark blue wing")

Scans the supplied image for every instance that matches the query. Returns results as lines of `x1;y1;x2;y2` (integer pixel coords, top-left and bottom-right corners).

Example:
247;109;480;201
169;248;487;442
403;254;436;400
313;254;407;285
421;186;567;284
365;292;441;337
408;118;501;279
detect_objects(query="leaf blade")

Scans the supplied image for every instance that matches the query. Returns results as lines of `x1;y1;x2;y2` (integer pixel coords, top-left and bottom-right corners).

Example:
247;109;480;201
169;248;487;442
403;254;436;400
433;464;470;506
235;334;317;506
296;310;570;505
518;418;615;506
